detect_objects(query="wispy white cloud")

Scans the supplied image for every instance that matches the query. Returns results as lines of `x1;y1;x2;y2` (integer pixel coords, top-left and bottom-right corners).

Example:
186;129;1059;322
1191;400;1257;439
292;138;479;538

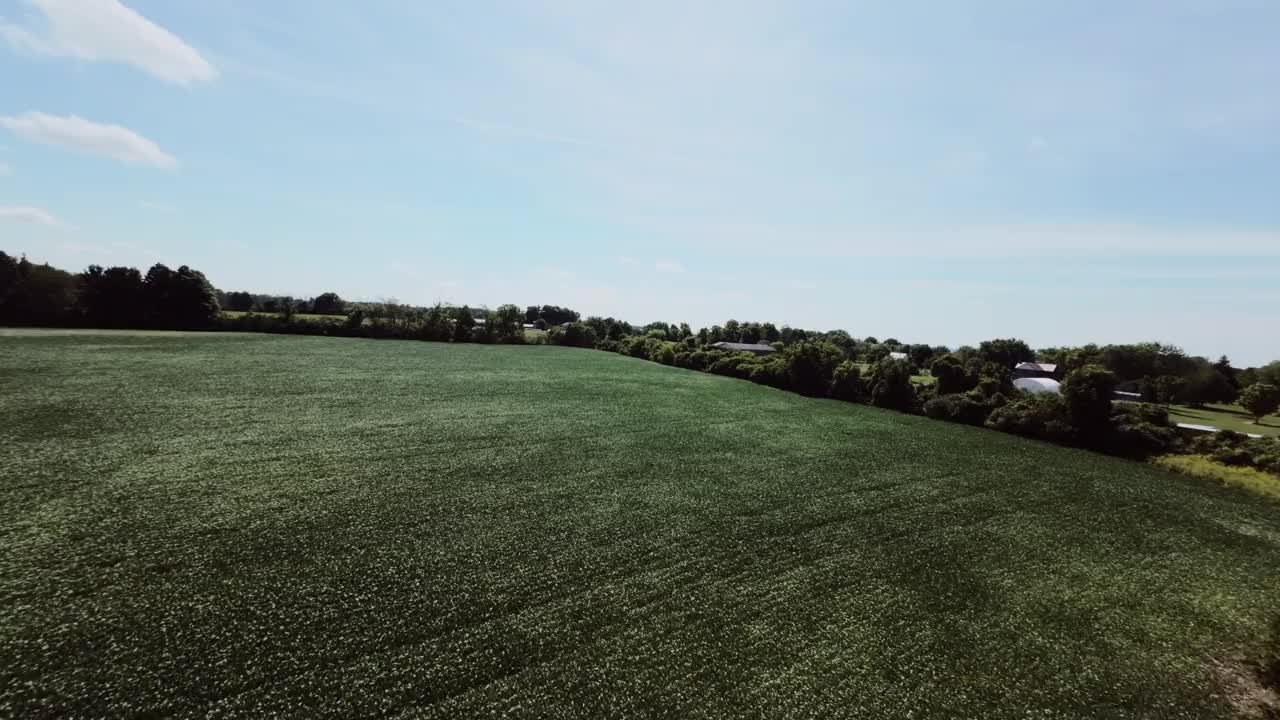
0;112;176;168
0;0;217;85
615;256;637;266
0;160;10;175
0;205;64;226
654;259;685;273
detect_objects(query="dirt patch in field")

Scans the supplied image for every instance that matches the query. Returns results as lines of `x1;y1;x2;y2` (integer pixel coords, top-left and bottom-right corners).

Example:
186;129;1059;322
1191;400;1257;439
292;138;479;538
1210;651;1280;719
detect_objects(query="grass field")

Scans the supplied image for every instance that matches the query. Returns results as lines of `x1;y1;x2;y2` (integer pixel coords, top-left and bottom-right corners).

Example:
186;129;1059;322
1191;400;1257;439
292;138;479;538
1168;402;1280;438
3;329;1279;718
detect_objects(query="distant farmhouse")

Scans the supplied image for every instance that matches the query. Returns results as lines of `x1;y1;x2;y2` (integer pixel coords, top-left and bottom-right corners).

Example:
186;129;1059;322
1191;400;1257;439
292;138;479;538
1011;362;1142;401
1013;362;1062;395
1014;362;1059;379
711;342;777;356
888;352;909;361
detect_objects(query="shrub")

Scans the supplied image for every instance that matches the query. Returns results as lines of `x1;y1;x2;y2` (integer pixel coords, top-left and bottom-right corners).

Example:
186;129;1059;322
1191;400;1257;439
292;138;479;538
867;358;915;411
985;393;1076;443
931;353;975;396
1106;403;1180;458
1188;433;1280;475
1061;364;1117;438
654;344;676;366
924;392;995;426
829;361;863;401
748;358;789;389
785;341;843;397
551;322;598;349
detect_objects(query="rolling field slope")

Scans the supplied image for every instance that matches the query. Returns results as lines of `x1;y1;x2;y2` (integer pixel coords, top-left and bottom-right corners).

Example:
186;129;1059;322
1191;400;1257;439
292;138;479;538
2;329;1279;718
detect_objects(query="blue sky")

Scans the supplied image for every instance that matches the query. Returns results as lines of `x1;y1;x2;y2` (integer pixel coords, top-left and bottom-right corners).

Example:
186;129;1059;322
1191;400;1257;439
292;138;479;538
1;1;1277;365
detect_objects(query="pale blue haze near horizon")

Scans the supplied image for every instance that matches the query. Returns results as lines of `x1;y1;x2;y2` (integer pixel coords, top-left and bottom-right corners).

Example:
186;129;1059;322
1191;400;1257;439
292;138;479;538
1;0;1277;365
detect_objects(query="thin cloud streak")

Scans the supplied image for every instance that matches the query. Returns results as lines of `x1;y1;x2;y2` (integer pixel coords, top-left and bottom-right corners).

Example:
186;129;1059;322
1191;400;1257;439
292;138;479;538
0;205;64;226
0;112;177;168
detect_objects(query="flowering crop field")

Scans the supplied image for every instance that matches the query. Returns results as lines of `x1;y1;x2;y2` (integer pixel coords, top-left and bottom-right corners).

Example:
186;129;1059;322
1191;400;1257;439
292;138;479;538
2;329;1279;718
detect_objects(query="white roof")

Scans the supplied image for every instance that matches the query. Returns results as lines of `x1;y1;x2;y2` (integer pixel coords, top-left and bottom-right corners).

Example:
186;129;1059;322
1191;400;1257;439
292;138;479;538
888;352;909;360
1013;377;1061;395
1015;362;1057;372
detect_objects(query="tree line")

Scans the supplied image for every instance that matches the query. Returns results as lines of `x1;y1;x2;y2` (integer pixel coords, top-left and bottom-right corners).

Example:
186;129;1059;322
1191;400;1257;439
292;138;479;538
4;250;1277;471
1;252;220;329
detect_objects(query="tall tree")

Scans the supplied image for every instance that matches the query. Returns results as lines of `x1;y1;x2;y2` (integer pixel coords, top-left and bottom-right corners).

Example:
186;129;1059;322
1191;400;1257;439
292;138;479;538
76;265;144;327
1060;365;1116;436
1213;356;1240;392
1239;383;1280;423
310;292;345;315
494;303;523;339
977;338;1035;368
451;305;475;341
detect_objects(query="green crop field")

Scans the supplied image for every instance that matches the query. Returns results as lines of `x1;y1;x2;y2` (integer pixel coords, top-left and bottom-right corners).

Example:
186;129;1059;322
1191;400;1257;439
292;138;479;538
2;329;1279;718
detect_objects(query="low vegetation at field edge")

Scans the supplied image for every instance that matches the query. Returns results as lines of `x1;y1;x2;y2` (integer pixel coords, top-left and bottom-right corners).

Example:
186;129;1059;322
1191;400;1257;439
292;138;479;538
2;329;1280;719
221;309;344;323
1154;455;1280;502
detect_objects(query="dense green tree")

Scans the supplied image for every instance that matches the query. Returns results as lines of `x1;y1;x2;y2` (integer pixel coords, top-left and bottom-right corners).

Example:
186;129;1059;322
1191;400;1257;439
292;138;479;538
739;322;761;344
310;292;345;315
867;358;915;411
451;305;475;341
138;264;219;329
1181;359;1236;406
723;319;742;343
864;344;891;364
785;341;843;397
761;322;780;343
494;304;523;340
1061;364;1116;436
552;322;597;348
908;343;935;369
524;305;579;325
1155;375;1185;405
977;338;1035;368
76;265;144;327
931;353;974;396
1239;383;1280;423
0;254;76;324
224;291;254;312
829;361;863;401
1254;361;1280;389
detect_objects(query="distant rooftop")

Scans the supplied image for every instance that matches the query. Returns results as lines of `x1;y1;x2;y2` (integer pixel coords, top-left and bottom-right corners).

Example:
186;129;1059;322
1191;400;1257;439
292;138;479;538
887;352;909;361
711;342;777;354
1015;362;1058;372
